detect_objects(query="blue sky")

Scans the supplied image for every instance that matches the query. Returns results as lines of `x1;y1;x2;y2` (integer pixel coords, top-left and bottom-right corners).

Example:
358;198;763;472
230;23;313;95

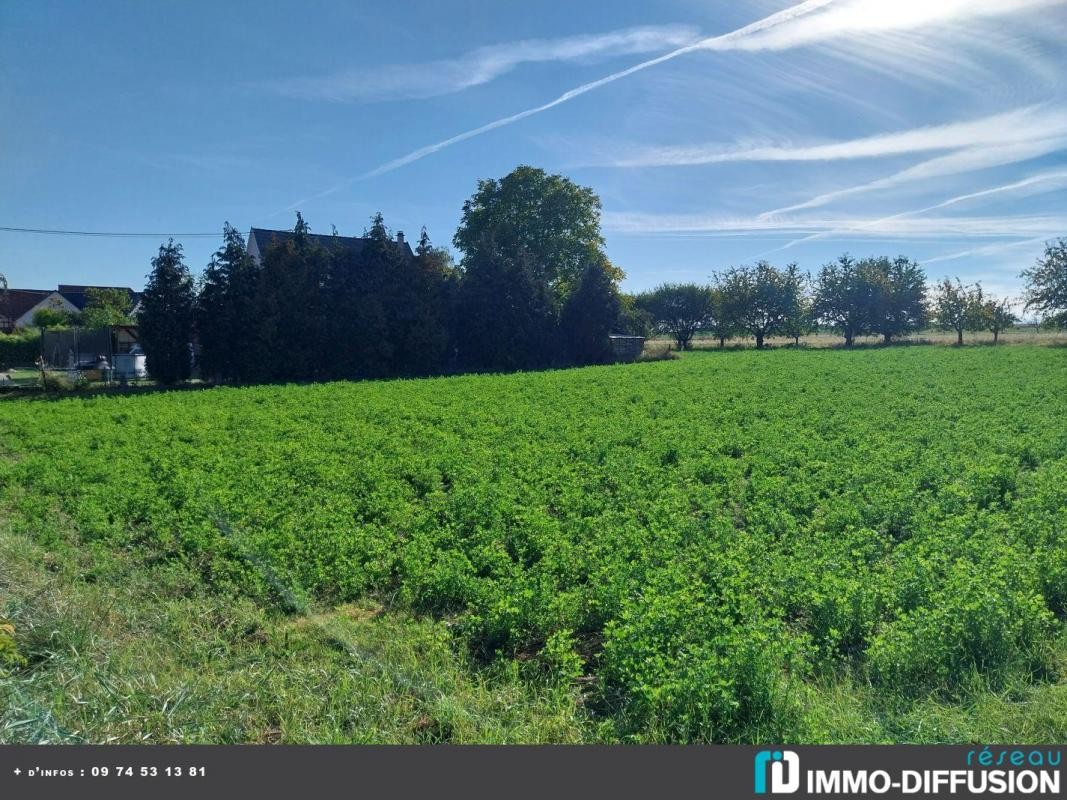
2;0;1066;298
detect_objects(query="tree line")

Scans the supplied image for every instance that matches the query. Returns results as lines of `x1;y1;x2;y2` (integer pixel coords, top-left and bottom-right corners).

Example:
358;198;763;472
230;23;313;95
139;167;627;384
129;165;1067;384
634;242;1067;351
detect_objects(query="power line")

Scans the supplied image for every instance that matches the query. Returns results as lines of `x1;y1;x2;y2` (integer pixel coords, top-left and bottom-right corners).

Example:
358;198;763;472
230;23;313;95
0;226;222;238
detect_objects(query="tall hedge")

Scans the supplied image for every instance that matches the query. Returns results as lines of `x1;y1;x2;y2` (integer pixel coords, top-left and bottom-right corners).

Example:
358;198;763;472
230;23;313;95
0;332;40;370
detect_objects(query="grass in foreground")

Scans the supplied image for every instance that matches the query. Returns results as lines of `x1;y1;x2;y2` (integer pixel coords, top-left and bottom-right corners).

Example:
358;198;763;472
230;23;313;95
1;346;1065;743
0;510;588;744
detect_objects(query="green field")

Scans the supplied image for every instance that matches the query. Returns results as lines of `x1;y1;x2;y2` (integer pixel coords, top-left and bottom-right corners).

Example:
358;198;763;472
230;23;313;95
2;346;1065;743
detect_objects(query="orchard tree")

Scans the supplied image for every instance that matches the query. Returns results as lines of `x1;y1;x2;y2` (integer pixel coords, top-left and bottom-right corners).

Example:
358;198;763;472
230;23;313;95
863;256;927;344
784;295;814;346
635;283;714;351
140;239;196;385
716;261;804;349
707;287;736;348
559;261;621;365
981;295;1017;344
813;254;872;346
933;277;985;346
454;165;621;299
1022;238;1067;328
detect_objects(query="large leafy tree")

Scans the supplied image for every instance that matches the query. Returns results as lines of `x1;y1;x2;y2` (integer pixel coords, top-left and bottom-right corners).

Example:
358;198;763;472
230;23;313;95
862;256;927;344
933;277;985;346
716;261;804;349
813;254;872;346
454;165;620;300
559;261;621;365
80;288;134;328
615;293;653;339
140;240;195;385
636;283;714;351
196;223;259;383
1022;238;1067;328
456;236;557;372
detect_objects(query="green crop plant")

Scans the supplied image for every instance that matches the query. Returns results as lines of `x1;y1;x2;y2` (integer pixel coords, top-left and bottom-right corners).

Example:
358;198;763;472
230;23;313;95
0;346;1064;742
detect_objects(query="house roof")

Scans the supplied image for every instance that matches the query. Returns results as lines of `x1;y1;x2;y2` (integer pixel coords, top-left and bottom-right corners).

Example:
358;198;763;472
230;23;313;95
0;289;60;321
57;285;141;311
248;228;415;261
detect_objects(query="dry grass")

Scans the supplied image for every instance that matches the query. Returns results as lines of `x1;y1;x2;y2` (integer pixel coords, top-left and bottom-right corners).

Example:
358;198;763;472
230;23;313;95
662;327;1067;352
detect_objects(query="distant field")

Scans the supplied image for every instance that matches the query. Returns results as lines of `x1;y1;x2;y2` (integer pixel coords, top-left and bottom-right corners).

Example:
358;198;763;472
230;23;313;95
1;346;1065;743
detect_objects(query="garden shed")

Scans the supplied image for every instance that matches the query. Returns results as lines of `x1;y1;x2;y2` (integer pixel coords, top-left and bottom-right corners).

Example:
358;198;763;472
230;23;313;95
608;335;645;362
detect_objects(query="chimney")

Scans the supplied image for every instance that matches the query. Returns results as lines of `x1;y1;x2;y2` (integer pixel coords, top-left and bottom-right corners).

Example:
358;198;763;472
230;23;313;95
396;231;405;245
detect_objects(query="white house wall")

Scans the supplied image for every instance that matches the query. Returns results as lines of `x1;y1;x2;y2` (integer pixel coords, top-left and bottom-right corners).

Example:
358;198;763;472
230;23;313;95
13;292;80;330
247;230;261;265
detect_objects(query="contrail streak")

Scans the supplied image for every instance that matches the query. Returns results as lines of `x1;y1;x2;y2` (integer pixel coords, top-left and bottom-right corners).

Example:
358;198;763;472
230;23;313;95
924;235;1050;265
759;168;1067;255
361;0;835;179
265;0;835;217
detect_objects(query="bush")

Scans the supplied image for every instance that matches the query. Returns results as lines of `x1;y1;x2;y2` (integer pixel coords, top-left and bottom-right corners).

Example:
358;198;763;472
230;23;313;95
868;550;1056;694
600;582;806;742
40;371;90;392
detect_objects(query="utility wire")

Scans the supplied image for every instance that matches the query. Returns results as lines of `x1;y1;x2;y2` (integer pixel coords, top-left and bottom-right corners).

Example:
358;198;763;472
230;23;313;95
0;226;222;238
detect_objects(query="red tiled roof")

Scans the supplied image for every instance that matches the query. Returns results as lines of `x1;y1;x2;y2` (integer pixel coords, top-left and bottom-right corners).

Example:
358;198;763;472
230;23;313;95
0;289;56;322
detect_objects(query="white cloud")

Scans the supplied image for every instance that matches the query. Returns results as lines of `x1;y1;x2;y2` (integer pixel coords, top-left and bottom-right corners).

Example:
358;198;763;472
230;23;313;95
359;0;1065;178
765;168;1067;252
263;25;701;102
921;170;1067;210
355;0;838;180
590;106;1067;168
602;210;1067;240
267;1;835;213
924;235;1052;264
707;0;1064;53
760;134;1067;216
275;0;1065;213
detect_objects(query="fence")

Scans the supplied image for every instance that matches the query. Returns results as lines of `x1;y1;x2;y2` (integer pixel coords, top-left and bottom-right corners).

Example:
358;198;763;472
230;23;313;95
0;326;146;389
41;328;114;369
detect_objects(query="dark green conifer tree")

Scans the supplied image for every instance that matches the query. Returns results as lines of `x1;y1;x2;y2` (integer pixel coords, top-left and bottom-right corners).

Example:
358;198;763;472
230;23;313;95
140;239;196;385
559;261;621;365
